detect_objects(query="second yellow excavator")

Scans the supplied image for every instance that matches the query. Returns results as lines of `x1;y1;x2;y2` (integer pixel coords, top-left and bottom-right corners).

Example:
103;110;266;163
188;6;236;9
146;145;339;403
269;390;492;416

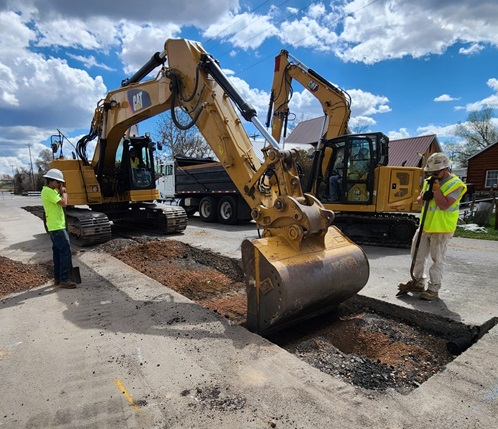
267;50;424;247
51;39;370;335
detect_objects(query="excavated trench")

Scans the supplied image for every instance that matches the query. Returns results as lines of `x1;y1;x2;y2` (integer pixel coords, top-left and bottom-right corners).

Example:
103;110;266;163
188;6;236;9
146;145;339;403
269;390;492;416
99;236;491;393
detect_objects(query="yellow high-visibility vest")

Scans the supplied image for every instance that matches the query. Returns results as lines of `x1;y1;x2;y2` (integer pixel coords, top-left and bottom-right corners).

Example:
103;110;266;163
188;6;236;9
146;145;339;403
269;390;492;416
421;174;467;233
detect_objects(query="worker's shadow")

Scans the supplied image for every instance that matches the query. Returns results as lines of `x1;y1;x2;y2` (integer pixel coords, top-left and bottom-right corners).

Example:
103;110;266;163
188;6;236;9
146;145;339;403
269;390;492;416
396;293;462;322
52;258;255;350
0;284;59;310
4;233;54;263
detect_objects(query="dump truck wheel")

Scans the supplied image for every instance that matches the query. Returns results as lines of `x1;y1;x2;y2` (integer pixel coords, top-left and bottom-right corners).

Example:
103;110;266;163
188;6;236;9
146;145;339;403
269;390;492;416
199;196;218;222
218;196;238;225
179;199;197;216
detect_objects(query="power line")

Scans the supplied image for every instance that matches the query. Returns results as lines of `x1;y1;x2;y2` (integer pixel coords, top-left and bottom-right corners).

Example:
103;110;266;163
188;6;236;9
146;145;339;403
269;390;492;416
203;0;276;47
26;143;35;189
216;0;320;61
235;0;381;76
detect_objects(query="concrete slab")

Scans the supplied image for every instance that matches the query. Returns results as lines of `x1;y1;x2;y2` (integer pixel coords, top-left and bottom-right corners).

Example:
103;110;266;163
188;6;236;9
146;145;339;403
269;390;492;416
1;196;497;428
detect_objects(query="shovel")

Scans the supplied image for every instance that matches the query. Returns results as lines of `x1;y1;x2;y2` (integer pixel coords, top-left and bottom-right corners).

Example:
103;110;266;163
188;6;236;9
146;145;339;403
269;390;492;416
396;181;433;296
70;265;82;284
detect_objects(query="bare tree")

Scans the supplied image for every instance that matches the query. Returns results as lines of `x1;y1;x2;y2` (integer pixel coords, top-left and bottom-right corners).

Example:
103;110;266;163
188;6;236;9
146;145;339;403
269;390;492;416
36;149;53;174
451;108;498;166
154;109;214;160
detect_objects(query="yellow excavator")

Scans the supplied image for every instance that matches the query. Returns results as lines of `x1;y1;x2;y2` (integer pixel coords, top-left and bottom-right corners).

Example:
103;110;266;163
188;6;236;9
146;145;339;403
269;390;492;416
50;130;187;245
267;50;424;246
51;39;370;335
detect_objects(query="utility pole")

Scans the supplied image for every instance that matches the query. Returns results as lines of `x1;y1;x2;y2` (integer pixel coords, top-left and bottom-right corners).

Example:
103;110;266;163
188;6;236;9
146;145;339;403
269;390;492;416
11;165;16;194
26;143;35;190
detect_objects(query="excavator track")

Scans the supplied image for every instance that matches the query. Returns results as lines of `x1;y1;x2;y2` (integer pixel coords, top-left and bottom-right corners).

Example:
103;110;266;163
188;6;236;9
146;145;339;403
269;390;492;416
108;203;188;235
21;205;112;246
65;208;112;246
332;212;419;248
145;204;188;233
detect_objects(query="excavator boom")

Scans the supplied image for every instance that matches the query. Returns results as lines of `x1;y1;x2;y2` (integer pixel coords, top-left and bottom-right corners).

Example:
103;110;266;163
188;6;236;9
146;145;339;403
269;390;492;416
267;49;423;247
74;39;370;334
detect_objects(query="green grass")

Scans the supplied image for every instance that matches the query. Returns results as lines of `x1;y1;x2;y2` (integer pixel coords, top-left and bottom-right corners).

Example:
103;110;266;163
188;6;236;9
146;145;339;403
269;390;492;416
454;214;498;240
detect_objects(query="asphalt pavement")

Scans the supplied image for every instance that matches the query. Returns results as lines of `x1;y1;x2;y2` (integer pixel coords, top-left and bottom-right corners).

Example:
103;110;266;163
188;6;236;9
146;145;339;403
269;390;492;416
1;194;497;429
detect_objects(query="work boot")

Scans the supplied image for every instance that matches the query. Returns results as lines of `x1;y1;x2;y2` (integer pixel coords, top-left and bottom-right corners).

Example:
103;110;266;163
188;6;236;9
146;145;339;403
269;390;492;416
59;281;77;289
53;279;60;286
397;279;425;296
420;290;438;301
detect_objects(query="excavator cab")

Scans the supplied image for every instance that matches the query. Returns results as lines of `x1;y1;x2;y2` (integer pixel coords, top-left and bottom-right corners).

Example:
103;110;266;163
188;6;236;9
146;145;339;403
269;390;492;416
312;133;388;205
108;135;157;196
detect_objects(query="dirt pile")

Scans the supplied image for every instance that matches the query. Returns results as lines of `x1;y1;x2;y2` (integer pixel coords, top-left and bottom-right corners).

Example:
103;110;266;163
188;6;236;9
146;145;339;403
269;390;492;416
0;256;52;298
112;240;247;324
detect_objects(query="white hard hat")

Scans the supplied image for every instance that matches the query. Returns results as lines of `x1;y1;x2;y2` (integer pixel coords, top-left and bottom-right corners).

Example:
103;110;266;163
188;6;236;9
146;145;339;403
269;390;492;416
424;152;452;173
43;168;65;182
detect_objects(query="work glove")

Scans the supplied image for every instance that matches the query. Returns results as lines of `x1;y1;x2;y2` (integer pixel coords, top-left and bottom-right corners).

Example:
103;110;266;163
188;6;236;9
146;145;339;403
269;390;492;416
422;190;434;201
427;175;439;188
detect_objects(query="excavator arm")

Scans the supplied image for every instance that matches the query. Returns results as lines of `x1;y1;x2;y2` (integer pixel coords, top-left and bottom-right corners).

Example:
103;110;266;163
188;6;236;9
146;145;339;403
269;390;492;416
267;50;351;145
265;49;423;248
79;39;369;334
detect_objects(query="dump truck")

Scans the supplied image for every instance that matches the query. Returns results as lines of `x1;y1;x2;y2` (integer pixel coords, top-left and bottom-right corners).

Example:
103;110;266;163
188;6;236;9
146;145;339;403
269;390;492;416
156;155;252;224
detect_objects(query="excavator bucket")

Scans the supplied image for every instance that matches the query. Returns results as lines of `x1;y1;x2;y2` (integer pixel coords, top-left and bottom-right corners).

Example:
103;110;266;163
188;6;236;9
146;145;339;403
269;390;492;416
241;226;369;335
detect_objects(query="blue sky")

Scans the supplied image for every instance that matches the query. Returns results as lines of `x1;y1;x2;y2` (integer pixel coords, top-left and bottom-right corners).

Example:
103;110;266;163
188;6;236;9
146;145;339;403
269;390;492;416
1;0;497;177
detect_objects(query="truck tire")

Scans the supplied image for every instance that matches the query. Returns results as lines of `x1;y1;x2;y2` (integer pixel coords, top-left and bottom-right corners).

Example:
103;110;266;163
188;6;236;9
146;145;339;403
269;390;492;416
199;196;218;222
180;199;197;216
218;196;238;225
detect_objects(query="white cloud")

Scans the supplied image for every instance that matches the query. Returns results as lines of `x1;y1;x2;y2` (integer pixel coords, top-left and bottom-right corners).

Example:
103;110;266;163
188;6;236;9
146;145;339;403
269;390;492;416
67;54;116;71
7;0;239;28
416;123;459;139
434;94;460;102
387;128;411;140
334;0;498;64
459;43;484;55
307;3;326;20
349;115;376;131
347;89;391;116
465;77;498;111
487;78;498;91
278;16;338;51
203;12;278;50
119;23;181;75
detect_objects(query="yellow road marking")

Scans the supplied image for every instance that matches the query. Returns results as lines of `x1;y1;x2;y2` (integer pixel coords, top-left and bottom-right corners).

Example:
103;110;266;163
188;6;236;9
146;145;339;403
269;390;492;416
114;379;141;412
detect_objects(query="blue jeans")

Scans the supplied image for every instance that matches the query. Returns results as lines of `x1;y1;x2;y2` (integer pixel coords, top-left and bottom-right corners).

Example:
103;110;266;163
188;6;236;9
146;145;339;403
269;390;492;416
49;229;72;282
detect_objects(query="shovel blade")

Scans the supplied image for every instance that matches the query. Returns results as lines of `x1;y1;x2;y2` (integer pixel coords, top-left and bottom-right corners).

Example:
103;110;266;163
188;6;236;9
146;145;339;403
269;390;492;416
70;266;81;284
242;226;369;335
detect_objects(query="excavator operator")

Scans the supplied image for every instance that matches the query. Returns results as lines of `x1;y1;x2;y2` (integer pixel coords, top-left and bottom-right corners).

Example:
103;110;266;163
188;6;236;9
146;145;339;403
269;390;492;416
130;148;140;169
349;147;370;179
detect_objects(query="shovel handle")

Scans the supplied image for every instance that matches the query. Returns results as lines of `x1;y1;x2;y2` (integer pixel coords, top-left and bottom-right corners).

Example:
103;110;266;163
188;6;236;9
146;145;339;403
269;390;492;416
410;180;434;280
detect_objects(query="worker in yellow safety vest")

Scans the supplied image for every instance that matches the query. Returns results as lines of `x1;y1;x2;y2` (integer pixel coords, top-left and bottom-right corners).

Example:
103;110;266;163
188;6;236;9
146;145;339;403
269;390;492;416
398;152;467;300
